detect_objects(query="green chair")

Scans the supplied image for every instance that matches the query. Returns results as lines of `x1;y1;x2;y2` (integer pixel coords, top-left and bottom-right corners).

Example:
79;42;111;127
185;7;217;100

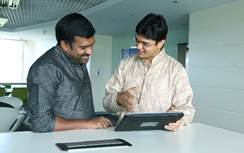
0;88;5;96
11;87;27;104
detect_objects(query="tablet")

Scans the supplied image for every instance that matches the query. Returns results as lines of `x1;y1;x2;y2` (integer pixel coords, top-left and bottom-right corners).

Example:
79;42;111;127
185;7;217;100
114;112;184;131
56;138;132;151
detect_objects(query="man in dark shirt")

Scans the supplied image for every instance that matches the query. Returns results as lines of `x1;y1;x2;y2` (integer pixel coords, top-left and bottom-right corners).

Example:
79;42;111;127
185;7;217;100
26;13;112;132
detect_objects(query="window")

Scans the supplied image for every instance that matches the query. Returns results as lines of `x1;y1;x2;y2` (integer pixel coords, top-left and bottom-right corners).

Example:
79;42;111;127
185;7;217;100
0;39;25;83
121;47;138;59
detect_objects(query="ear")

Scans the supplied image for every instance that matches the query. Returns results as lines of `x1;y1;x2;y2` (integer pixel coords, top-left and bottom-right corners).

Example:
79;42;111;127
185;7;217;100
156;40;165;49
60;40;70;52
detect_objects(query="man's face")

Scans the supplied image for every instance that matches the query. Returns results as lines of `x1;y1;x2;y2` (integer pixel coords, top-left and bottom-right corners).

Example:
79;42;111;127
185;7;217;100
62;36;95;64
135;35;164;62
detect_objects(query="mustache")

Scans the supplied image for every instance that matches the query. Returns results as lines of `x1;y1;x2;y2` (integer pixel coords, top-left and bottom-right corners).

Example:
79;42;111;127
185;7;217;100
81;54;90;57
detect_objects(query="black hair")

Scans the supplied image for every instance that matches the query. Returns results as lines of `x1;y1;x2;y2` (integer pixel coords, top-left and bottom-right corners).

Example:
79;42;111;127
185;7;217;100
55;13;95;45
136;13;168;42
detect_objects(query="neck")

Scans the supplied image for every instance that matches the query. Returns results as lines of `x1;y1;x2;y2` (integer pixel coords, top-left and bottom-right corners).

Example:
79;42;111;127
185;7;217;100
143;58;153;65
143;50;161;65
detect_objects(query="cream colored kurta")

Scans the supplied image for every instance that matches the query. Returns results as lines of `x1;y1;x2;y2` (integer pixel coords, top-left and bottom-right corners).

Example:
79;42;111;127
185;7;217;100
103;49;195;124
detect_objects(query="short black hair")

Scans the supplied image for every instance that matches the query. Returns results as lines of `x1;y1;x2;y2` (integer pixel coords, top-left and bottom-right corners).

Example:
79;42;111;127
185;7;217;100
55;13;95;45
136;13;168;42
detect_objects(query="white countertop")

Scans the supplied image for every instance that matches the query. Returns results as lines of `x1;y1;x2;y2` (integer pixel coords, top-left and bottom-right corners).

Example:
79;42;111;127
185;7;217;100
0;123;243;153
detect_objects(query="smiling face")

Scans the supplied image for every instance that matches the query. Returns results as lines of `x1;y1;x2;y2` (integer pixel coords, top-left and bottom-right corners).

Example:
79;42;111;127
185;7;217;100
135;35;165;64
60;36;95;64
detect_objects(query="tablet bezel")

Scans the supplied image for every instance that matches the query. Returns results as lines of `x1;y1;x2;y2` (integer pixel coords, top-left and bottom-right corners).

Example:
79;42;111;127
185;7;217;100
114;112;184;131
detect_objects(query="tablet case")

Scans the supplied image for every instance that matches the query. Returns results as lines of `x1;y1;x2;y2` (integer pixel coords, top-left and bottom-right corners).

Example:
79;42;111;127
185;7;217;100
56;138;132;151
114;112;184;131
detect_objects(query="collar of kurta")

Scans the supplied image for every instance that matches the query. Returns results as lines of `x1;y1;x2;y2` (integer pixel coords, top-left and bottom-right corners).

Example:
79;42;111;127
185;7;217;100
135;48;167;67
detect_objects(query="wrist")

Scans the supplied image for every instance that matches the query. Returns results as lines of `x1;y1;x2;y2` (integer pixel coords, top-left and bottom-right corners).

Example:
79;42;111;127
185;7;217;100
116;92;123;106
79;119;91;129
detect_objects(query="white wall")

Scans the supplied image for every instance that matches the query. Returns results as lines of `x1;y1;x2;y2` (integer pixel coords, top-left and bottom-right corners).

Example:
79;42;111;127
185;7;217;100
111;35;134;72
0;24;56;82
0;25;112;111
188;1;244;133
165;29;189;58
90;35;112;111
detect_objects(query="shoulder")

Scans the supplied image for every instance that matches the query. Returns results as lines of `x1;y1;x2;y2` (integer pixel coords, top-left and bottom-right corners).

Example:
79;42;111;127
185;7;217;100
163;55;190;85
28;47;61;80
32;47;57;66
164;54;185;73
118;55;139;70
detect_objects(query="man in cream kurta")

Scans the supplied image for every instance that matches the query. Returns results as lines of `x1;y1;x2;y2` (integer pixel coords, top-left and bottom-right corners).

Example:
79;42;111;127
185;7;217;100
103;13;195;131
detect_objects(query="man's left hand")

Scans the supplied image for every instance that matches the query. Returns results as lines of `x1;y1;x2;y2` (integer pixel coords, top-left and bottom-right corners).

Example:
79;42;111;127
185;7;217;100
164;120;183;131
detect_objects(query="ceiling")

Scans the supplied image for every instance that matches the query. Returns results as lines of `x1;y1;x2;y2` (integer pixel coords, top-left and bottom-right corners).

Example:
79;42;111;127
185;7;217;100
0;0;239;36
0;0;108;30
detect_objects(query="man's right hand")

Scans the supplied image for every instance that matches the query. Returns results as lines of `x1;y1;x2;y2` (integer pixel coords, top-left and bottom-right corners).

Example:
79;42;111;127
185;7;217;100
116;87;138;112
86;116;113;128
54;116;112;131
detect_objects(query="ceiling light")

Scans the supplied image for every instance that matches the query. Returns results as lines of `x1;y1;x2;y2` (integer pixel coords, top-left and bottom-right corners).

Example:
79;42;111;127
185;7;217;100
0;17;8;27
0;0;21;9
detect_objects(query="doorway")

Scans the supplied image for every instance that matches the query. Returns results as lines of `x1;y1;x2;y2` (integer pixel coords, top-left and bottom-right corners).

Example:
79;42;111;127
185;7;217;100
177;43;188;68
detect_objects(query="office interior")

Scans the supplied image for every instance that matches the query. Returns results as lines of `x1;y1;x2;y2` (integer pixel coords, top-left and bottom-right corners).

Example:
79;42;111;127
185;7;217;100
0;0;243;135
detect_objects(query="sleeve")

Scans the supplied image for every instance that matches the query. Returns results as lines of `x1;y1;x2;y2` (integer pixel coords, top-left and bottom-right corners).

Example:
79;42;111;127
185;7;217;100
27;65;59;132
169;65;195;125
103;60;126;113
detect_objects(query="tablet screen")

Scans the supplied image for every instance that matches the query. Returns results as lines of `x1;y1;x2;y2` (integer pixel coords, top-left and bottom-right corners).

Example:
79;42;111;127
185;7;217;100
115;112;184;131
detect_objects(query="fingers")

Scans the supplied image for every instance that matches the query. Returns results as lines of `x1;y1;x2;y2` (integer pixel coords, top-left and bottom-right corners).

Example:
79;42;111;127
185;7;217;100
126;86;138;92
123;87;138;111
126;87;138;96
100;116;113;127
117;92;134;111
164;120;183;131
117;86;138;112
91;117;113;129
124;100;133;112
122;97;134;111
